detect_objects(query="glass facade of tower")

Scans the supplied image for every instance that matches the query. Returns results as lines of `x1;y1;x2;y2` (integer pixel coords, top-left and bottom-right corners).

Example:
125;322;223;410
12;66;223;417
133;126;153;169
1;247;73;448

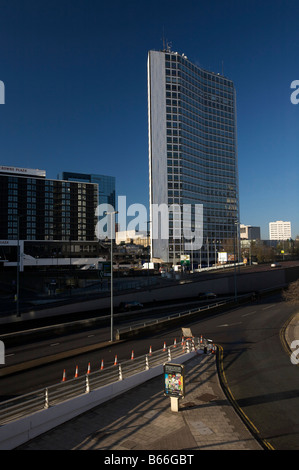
60;172;116;209
148;50;239;264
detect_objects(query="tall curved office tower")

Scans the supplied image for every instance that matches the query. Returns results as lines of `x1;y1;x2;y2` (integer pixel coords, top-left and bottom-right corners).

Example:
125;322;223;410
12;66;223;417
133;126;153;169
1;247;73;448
147;48;239;266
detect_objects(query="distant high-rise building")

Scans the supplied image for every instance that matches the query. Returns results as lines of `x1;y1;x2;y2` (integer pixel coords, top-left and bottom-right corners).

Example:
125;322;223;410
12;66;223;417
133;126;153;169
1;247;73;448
147;49;239;264
240;224;261;240
60;172;116;209
269;221;291;240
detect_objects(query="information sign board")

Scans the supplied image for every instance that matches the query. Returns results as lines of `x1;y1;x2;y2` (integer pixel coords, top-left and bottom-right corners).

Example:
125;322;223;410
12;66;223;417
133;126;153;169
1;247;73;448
164;363;185;398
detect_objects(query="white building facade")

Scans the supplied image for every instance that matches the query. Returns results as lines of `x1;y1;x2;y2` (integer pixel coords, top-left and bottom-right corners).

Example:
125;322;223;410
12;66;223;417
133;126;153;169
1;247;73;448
269;221;292;240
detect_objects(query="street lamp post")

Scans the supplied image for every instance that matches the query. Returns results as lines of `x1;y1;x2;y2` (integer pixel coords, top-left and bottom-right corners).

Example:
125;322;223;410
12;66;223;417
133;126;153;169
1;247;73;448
16;215;23;317
234;220;239;302
105;210;118;342
147;220;151;289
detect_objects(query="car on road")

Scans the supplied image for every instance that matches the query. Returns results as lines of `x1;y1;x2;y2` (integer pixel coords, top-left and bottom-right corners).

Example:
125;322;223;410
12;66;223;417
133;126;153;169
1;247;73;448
271;262;281;268
198;292;217;299
119;301;144;311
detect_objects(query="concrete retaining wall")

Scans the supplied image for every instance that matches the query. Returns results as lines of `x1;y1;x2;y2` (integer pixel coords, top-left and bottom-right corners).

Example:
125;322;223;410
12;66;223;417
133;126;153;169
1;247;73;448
27;265;297;319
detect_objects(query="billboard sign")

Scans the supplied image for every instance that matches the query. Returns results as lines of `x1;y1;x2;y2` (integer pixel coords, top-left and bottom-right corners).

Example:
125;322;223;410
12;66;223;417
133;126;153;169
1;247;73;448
0;165;46;177
164;363;185;398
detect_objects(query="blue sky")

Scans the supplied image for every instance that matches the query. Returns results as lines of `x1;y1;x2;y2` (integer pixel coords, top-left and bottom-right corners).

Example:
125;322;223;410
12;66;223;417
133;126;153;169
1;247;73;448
0;0;298;239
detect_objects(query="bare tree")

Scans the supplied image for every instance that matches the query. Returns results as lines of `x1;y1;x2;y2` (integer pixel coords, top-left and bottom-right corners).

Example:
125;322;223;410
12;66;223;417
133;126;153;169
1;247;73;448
283;280;299;305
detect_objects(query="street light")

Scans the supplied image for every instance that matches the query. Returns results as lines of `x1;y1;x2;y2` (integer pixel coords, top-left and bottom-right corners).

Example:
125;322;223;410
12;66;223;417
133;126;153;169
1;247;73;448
147;220;151;289
16;215;24;317
105;210;118;342
234;220;239;302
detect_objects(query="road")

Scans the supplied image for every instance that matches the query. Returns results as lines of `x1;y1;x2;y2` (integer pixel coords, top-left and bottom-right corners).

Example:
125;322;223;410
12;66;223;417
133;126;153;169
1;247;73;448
0;293;299;449
185;293;299;450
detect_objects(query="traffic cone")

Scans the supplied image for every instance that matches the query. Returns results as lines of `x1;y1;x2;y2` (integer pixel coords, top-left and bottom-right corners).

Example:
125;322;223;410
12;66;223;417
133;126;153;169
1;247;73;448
131;350;134;360
200;335;203;344
74;365;79;378
149;346;152;356
100;359;104;370
114;355;118;366
163;341;166;351
174;338;177;348
87;362;91;374
62;369;66;382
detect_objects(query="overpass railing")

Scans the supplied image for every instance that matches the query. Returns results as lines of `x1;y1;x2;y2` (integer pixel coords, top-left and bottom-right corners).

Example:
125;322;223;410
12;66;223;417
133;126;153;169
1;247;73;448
0;338;201;426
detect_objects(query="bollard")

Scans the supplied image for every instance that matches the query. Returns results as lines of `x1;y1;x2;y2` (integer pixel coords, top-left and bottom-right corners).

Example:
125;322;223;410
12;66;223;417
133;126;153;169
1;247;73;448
118;364;123;381
145;354;149;370
44;388;49;409
85;375;90;393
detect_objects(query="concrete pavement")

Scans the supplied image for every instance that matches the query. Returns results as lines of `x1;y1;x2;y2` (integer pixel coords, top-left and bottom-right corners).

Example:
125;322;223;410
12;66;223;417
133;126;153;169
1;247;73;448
16;312;299;451
18;352;263;450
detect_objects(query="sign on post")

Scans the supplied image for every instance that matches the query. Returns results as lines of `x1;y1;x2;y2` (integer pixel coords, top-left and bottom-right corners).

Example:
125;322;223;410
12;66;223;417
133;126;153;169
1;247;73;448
164;363;185;398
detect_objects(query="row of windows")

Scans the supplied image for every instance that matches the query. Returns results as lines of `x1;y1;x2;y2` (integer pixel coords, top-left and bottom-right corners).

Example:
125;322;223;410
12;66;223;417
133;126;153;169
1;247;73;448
165;56;233;92
165;68;234;105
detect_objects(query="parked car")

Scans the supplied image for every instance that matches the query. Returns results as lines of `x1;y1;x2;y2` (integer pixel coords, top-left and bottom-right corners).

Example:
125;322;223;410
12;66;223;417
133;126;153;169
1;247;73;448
198;292;217;299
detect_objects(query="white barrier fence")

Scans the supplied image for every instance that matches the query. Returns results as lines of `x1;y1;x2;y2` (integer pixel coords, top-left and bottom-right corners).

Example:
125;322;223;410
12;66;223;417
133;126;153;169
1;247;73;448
0;338;207;450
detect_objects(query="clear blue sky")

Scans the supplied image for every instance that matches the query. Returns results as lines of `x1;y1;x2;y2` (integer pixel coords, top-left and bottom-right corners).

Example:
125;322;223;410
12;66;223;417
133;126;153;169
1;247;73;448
0;0;298;239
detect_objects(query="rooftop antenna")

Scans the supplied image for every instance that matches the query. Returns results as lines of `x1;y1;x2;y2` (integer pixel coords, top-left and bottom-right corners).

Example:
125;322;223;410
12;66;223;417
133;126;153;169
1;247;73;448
166;40;172;52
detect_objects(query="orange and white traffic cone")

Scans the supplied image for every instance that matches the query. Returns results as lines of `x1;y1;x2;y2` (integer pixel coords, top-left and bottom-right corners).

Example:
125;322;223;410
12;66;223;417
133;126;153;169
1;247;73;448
131;350;134;360
101;359;104;370
114;355;118;366
87;362;91;374
62;369;66;382
174;338;177;348
149;346;152;356
200;335;203;345
163;341;166;351
74;365;79;378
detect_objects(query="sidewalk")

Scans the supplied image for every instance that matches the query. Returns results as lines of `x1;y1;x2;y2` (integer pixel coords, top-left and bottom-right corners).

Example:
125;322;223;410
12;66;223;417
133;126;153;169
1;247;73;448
18;352;262;450
16;312;299;451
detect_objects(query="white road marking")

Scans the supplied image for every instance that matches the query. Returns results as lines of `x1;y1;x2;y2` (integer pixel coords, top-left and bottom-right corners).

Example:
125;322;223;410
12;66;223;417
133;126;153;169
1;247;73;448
217;322;242;327
242;311;256;317
50;343;60;346
263;305;275;310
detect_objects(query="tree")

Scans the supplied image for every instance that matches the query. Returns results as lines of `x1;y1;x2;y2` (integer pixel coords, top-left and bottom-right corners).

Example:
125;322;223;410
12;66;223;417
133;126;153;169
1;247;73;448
283;280;299;305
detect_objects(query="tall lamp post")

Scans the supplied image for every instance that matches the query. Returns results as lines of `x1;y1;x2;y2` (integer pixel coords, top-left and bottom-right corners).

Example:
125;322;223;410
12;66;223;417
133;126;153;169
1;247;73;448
105;210;118;342
16;215;24;317
147;220;151;289
234;220;239;302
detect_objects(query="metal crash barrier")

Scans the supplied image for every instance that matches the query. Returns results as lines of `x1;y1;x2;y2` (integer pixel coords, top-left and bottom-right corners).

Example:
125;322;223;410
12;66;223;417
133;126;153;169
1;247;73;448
0;336;214;426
